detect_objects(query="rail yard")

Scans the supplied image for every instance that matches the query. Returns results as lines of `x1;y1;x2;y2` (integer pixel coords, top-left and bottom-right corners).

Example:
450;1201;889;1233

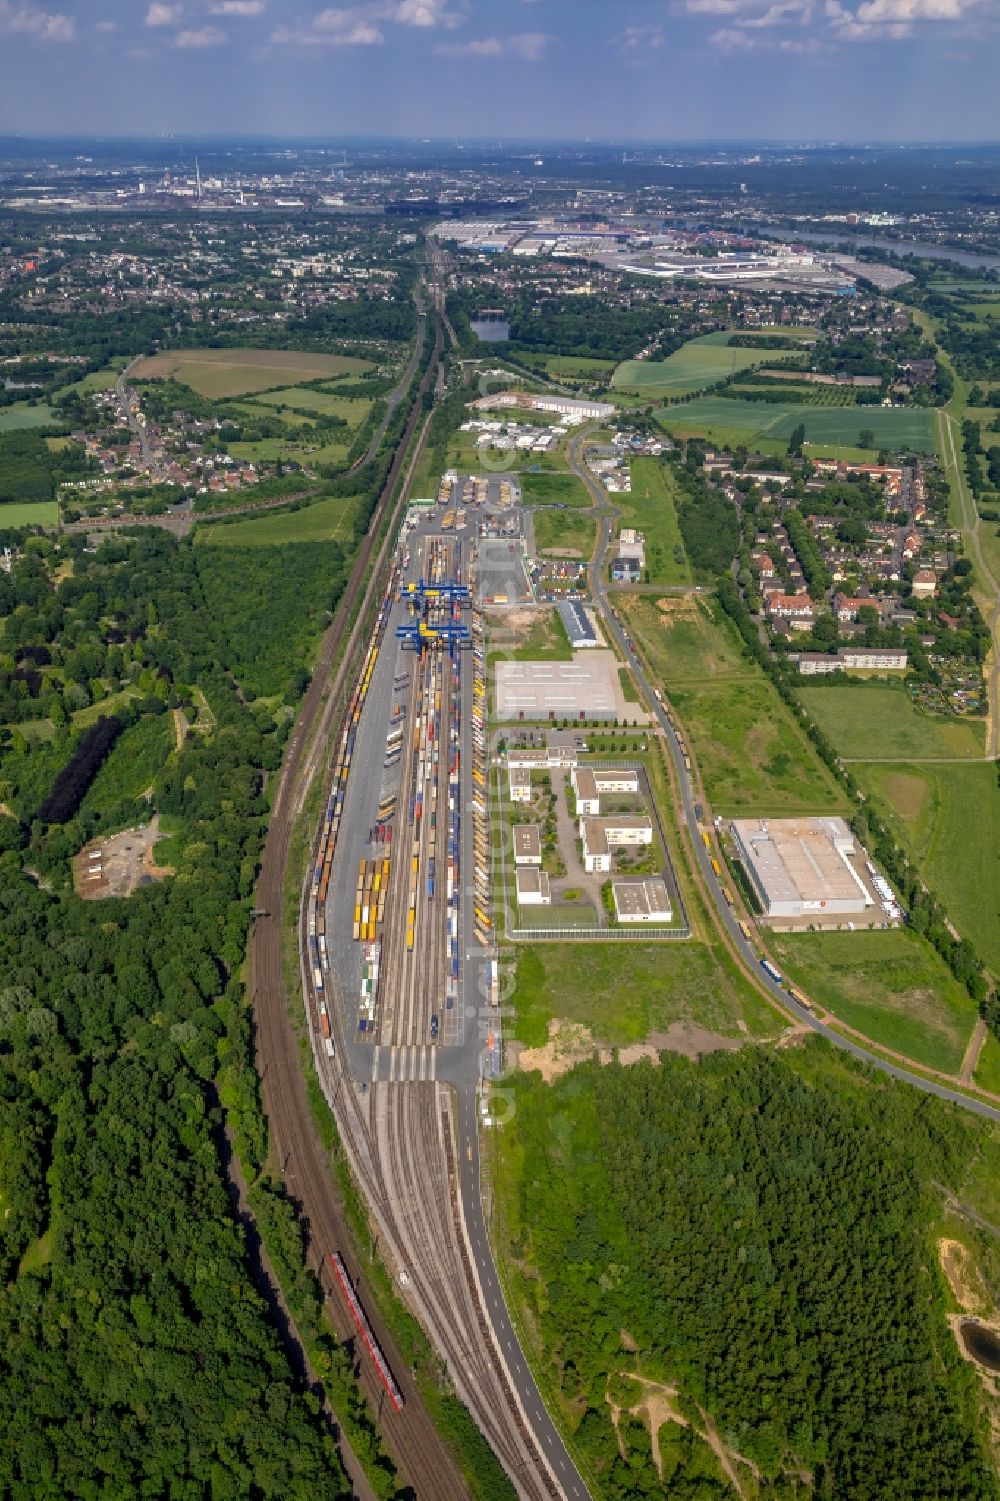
296;473;589;1500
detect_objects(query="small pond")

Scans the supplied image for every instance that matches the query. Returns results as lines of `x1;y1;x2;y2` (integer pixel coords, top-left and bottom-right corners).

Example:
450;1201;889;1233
959;1320;1000;1373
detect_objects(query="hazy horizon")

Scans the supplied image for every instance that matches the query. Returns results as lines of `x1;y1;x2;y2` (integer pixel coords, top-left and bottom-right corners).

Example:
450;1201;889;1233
0;0;996;143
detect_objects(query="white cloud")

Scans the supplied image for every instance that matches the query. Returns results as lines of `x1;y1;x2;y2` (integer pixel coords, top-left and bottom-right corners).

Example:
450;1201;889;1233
619;21;666;49
211;0;265;12
826;0;987;34
391;0;460;26
271;0;467;46
708;23;757;44
272;9;383;44
740;0;811;24
145;2;182;25
175;22;225;44
95;18;118;31
0;0;76;38
436;29;549;57
683;0;748;15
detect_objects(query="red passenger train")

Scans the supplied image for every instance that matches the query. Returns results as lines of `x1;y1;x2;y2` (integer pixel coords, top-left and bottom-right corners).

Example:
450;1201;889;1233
329;1252;405;1411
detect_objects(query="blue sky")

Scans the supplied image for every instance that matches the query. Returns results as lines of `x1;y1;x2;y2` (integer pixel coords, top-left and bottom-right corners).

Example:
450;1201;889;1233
0;0;996;141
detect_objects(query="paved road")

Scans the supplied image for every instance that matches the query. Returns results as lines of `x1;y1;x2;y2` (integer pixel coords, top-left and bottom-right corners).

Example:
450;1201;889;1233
567;426;1000;1128
937;408;1000;758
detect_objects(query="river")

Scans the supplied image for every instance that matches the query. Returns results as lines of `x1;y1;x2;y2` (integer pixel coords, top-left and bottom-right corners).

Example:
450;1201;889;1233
757;225;1000;274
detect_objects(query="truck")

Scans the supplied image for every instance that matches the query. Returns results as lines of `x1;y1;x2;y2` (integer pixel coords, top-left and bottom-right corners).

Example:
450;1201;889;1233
760;958;782;985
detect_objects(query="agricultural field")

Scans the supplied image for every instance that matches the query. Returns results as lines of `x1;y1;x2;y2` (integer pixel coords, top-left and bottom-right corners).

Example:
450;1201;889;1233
520;470;591;507
229;434;352;470
862;760;1000;975
798;683;986;760
657;395;935;451
247;388;374;424
770;929;980;1074
509;940;778;1048
0;500;59;527
130;348;371;398
519;353;617;381
531;508;597;559
612;331;794;398
620;593;848;814
194;493;361;548
0;403;57;431
614;458;691;585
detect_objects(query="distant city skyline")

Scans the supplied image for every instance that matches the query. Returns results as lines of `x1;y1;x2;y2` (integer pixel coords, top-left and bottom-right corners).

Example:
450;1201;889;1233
0;0;996;142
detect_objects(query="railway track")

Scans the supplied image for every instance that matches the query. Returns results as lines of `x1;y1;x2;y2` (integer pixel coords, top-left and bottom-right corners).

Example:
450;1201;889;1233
248;285;472;1499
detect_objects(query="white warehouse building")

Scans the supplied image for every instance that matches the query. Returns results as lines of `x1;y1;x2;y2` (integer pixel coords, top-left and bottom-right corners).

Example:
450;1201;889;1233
731;816;873;918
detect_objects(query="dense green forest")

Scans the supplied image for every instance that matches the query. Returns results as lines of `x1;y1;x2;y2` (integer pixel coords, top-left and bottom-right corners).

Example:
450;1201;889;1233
0;531;361;1496
671;458;741;578
501;1050;995;1500
195;540;349;699
0;430;93;504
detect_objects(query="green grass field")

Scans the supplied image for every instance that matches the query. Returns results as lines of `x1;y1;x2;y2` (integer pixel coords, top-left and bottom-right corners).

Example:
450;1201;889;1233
0;403;57;431
520;353;617;380
509;940;778;1048
618;593;751;684
194;493;361;547
229;437;351;469
615;457;691;585
619;594;847;814
798;684;985;760
520;470;591;507
672;678;850;815
60;359;127;397
613;332;792;398
974;1034;1000;1096
770;929;979;1075
0;500;59;527
130;348;371;398
532;508;597;559
508;609;573;662
247;388;373;424
657;396;935;452
862;760;1000;974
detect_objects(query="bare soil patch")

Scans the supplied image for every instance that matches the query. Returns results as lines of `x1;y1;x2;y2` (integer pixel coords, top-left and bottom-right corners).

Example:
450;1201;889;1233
517;1020;609;1082
655;595;700;622
939;1238;985;1315
74;815;174;899
518;1018;743;1081
646;1022;744;1060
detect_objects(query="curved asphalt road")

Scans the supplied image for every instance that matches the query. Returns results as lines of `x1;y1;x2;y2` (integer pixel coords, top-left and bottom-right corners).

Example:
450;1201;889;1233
567;428;1000;1128
454;1086;592;1501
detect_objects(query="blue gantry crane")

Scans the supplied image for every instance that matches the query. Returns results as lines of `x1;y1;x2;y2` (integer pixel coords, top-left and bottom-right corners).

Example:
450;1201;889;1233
399;579;471;609
395;618;471;655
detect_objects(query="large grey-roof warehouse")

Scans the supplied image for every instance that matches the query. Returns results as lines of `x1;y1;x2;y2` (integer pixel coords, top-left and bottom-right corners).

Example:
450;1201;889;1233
731;816;873;917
